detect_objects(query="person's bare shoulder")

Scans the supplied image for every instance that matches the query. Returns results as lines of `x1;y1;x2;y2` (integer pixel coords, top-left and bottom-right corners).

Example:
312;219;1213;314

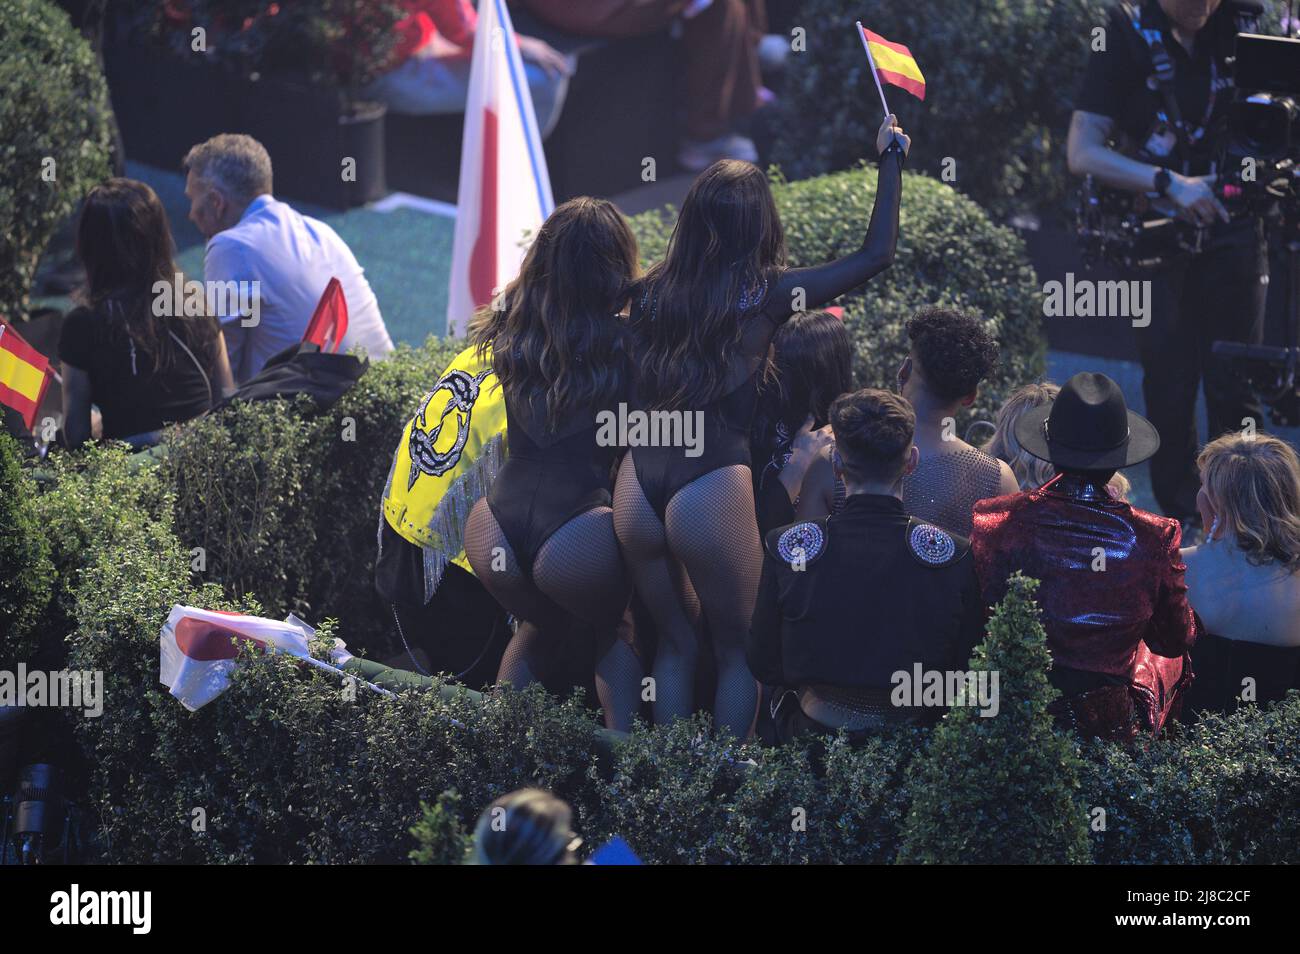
995;458;1021;496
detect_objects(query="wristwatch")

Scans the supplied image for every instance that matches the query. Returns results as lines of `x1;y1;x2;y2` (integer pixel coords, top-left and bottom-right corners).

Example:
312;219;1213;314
1153;168;1172;197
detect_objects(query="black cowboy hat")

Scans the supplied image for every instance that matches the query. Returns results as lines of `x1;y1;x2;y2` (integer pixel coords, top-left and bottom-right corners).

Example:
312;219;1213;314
1014;372;1159;470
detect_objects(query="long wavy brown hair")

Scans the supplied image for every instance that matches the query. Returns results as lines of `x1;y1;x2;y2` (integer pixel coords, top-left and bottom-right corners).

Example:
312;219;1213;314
75;178;220;375
635;159;786;411
469;197;639;426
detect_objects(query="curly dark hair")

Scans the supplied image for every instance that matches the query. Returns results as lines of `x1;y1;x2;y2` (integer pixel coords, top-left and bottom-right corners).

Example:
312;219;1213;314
905;305;999;402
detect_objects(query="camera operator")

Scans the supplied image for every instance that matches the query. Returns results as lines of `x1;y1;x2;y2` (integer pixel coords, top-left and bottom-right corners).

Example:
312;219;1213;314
1067;0;1269;527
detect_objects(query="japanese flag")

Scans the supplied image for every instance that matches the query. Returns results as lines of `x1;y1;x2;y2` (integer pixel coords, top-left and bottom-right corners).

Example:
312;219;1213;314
446;0;554;335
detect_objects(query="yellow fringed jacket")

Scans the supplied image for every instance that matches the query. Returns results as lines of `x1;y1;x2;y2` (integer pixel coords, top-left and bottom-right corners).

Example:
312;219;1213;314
380;343;506;600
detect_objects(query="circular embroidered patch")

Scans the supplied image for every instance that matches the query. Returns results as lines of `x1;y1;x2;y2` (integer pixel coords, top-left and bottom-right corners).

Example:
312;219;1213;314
909;523;956;565
777;522;824;564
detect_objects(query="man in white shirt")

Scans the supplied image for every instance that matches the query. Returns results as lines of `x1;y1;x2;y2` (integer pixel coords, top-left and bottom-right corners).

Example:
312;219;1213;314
183;133;394;383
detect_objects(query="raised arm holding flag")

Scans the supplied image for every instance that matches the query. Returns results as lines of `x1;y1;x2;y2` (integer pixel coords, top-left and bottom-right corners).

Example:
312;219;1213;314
854;22;923;159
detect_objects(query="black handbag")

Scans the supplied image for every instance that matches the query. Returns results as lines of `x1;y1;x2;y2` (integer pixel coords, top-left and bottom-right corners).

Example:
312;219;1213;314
218;341;367;412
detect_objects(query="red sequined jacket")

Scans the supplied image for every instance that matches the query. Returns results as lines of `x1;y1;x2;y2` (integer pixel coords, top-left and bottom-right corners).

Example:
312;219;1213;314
970;474;1197;734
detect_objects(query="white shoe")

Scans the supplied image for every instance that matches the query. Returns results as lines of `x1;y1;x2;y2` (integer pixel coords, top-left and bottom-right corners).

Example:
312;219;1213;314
677;134;759;171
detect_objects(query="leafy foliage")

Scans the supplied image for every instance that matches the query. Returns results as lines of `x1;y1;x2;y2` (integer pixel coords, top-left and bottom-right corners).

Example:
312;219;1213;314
899;573;1092;864
0;0;113;324
589;716;921;864
410;791;472;865
161;337;463;656
1081;695;1300;864
21;450;1300;863
0;433;53;668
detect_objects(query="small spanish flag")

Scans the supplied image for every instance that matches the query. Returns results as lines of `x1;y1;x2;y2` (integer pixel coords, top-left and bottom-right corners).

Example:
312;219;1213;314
0;320;52;430
859;25;926;101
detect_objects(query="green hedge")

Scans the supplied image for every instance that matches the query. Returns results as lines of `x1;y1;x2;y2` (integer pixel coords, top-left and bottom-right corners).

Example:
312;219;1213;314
162;337;463;657
0;0;113;323
0;432;53;669
3;427;1300;863
1081;703;1300;864
628;164;1046;425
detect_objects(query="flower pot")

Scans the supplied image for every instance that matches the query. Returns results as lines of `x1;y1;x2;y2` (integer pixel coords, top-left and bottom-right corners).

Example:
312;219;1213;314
105;43;387;210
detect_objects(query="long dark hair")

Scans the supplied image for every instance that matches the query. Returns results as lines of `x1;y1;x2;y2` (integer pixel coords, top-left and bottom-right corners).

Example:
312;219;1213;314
753;310;853;458
75;178;219;374
469;197;639;426
635;159;786;411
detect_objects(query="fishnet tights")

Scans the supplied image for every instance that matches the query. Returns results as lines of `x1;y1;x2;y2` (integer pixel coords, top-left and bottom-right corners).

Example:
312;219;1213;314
464;500;640;730
614;454;761;738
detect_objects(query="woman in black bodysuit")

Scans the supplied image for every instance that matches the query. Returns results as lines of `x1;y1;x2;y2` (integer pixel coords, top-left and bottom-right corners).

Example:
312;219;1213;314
614;115;909;737
464;197;642;730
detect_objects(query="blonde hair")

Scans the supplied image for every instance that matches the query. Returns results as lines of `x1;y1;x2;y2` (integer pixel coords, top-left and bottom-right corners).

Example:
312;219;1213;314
983;381;1130;499
984;382;1058;490
1198;433;1300;571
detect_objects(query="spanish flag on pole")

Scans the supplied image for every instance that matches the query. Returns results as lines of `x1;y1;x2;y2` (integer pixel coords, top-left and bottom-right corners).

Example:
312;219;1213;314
0;320;51;429
858;23;926;102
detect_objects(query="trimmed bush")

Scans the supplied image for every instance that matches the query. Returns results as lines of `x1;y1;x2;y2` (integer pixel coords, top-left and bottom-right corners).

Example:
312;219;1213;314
899;573;1091;864
1081;696;1300;864
21;443;1300;864
162;336;463;655
23;440;179;674
0;432;53;668
588;716;920;864
0;0;113;323
628;164;1046;425
768;0;1105;221
410;791;472;865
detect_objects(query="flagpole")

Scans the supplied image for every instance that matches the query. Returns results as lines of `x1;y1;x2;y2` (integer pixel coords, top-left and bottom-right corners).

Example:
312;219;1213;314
856;21;893;121
268;645;396;699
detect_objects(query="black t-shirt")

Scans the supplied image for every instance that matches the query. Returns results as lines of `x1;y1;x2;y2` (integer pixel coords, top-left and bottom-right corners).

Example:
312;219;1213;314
58;305;215;440
1073;0;1258;175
